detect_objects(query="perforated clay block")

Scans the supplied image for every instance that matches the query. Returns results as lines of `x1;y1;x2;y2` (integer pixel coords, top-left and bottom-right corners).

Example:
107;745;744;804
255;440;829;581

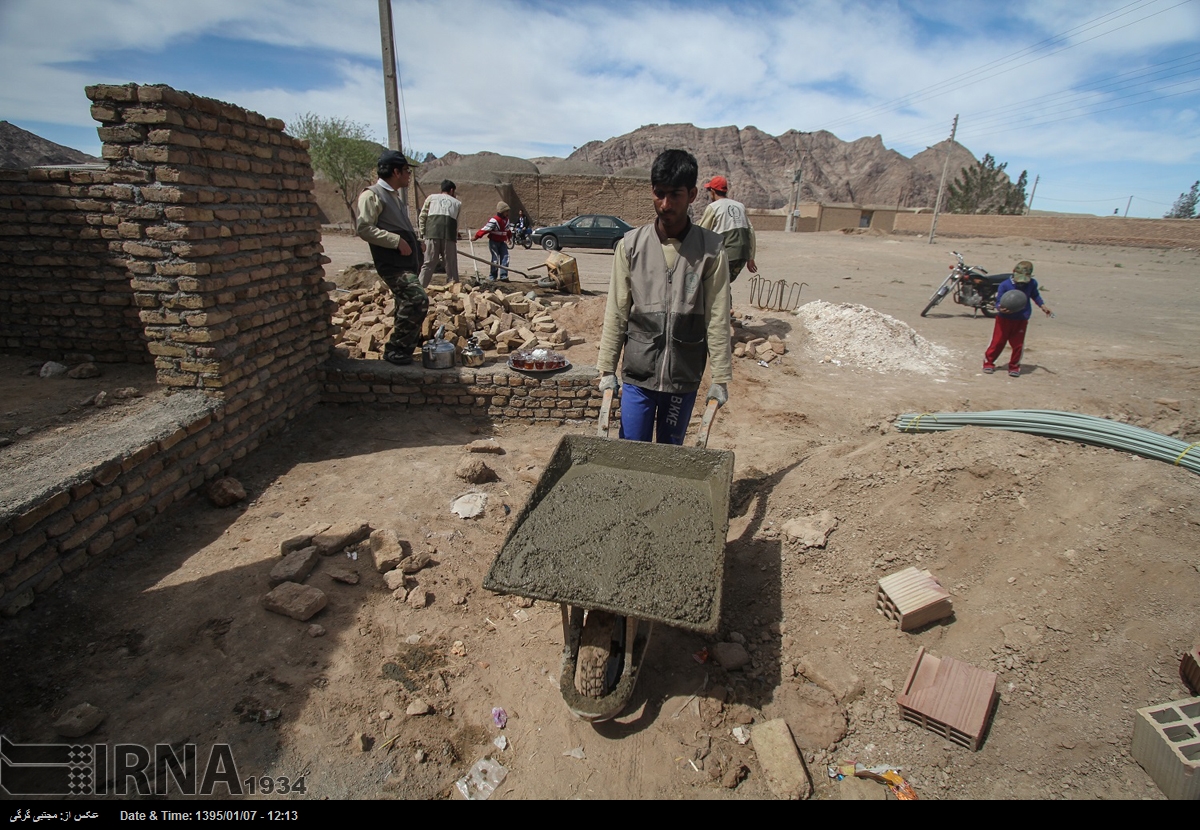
876;567;953;631
1131;696;1200;800
1181;646;1200;696
897;646;998;751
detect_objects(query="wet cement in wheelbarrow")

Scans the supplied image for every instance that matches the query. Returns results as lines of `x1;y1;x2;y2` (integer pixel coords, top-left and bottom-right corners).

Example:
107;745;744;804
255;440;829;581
495;464;721;628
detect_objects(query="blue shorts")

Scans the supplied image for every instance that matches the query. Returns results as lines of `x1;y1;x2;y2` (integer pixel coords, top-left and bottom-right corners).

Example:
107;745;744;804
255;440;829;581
618;384;697;445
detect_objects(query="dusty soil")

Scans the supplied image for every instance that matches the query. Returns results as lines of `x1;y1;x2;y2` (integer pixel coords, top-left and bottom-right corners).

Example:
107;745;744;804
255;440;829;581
2;230;1199;801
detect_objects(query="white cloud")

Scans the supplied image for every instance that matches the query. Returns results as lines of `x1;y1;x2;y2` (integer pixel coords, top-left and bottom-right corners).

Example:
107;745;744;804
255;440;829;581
1;0;1195;214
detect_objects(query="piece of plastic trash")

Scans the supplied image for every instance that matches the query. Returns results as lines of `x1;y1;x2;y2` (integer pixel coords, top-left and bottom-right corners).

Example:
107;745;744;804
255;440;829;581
451;492;488;519
757;360;770;368
493;735;508;751
492;707;507;728
512;609;531;623
732;726;750;745
692;646;709;664
563;746;585;760
455;758;508;800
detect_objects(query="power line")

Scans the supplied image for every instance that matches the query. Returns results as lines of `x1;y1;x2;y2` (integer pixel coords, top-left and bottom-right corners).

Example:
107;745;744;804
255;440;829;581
883;52;1200;147
819;0;1170;132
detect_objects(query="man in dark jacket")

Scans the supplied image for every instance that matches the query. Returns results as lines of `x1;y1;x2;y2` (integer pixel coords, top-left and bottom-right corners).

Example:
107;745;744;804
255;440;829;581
356;150;427;365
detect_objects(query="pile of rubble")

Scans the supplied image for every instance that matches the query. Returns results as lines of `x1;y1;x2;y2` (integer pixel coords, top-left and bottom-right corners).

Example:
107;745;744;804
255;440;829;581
331;281;584;360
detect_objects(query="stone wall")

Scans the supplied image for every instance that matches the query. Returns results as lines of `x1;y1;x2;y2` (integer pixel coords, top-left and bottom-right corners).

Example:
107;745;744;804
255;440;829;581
893;213;1200;248
0;167;148;362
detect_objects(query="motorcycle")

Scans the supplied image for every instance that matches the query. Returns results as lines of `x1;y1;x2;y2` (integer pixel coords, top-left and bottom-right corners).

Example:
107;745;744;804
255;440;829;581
920;251;1011;318
508;224;534;250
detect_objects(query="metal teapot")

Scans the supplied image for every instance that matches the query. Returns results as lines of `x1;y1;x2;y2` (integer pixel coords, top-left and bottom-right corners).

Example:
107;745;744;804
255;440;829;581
421;325;456;370
461;336;485;368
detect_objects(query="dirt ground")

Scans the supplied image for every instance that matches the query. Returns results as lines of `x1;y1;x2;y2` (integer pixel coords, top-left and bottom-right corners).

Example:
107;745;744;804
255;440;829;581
2;229;1199;801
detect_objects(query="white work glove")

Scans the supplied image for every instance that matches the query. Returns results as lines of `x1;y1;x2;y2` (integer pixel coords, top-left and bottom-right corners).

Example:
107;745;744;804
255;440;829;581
599;373;620;394
706;383;728;407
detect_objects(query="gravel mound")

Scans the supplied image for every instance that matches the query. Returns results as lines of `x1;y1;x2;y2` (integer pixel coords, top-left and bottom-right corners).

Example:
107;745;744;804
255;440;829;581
795;300;957;375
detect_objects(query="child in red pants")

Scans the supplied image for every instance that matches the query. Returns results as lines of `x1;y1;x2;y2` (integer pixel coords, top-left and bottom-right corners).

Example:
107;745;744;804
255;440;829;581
984;260;1053;377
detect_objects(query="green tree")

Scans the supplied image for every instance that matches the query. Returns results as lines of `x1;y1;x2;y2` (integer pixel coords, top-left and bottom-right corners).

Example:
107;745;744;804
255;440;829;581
289;113;384;223
946;154;1027;215
1164;181;1198;219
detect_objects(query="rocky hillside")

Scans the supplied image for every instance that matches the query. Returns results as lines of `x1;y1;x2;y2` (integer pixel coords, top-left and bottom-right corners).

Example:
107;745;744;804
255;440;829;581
0;121;99;168
571;124;981;210
424;125;984;210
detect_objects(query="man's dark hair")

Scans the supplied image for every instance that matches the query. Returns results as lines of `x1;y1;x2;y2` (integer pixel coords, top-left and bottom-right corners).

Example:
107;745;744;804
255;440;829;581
650;149;698;189
441;179;456;193
377;150;410;179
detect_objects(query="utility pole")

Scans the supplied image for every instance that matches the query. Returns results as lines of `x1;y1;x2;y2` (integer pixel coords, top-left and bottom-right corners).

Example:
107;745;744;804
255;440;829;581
378;0;402;153
1026;174;1039;215
928;114;958;245
785;168;802;232
1124;195;1133;218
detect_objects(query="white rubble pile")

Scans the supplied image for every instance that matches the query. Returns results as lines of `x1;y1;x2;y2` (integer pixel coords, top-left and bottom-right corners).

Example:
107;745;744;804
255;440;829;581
795;301;957;375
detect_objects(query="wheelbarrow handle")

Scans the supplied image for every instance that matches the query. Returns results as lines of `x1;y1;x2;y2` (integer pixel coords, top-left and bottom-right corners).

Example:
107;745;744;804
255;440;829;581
692;399;719;449
597;388;613;438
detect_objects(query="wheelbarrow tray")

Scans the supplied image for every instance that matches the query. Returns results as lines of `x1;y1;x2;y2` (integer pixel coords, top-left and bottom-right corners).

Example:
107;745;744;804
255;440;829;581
484;434;734;635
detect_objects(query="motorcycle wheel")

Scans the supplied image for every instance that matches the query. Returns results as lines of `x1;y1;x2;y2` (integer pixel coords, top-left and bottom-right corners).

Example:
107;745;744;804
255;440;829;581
920;284;950;317
521;235;532;250
506;236;516;250
980;305;997;318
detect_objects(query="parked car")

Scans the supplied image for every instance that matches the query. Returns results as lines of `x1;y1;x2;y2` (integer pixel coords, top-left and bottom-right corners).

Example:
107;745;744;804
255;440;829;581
532;214;634;251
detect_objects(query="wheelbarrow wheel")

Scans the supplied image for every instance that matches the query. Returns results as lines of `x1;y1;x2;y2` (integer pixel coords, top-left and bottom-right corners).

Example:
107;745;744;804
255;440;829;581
574;610;622;697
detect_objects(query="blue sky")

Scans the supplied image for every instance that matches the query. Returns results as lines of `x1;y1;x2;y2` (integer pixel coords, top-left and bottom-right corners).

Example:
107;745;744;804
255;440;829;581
1;0;1197;217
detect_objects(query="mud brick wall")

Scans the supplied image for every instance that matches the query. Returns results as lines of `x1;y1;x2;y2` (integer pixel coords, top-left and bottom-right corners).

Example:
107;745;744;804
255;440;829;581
893;213;1200;248
0;392;233;617
85;82;335;403
0;167;148;362
321;358;611;421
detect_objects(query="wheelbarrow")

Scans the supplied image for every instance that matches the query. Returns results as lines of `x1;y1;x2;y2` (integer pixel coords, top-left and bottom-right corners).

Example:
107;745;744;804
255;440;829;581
483;389;733;722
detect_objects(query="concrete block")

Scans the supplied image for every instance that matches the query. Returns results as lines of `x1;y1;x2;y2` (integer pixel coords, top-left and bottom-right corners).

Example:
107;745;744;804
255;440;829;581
897;646;997;751
877;566;952;631
1132;696;1200;800
750;718;812;799
369;528;407;573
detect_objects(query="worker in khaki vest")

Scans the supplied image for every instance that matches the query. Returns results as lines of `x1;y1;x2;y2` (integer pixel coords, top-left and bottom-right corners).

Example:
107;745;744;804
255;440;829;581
698;175;757;281
596;149;732;445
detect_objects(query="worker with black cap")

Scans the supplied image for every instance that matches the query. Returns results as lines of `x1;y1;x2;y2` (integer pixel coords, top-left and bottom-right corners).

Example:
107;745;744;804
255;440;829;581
356;150;427;365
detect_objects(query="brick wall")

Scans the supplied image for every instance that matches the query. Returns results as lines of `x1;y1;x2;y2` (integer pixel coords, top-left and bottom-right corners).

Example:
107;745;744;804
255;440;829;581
0;167;148;362
322;358;611;422
894;212;1200;247
86;82;335;401
1;83;339;617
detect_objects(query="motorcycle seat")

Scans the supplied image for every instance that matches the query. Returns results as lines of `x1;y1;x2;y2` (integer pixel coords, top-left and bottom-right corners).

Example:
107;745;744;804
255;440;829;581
979;273;1011;286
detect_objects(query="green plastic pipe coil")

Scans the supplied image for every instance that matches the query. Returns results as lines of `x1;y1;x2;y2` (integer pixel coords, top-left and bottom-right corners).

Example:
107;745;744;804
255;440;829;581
894;409;1200;476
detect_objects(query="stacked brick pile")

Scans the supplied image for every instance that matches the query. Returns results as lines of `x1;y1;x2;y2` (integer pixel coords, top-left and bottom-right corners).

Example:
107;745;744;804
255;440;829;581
85;82;334;401
331;281;583;360
733;332;788;363
0;167;148;362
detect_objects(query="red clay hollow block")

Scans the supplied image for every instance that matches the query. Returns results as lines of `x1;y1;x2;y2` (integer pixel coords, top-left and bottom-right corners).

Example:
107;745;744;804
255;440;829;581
1181;645;1200;696
897;646;998;751
1131;696;1200;800
876;567;952;631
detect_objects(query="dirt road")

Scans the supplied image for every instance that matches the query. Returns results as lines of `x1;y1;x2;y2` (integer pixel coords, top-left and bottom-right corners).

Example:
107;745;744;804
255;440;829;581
2;230;1197;800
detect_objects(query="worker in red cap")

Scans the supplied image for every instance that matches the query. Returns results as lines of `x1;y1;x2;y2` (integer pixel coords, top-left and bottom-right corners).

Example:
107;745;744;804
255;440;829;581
698;175;756;281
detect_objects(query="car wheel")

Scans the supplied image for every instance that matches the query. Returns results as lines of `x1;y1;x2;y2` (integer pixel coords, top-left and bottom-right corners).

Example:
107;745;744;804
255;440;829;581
542;235;559;251
611;238;621;251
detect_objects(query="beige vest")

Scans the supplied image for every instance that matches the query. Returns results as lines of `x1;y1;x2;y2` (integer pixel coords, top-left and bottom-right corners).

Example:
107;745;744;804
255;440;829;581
621;222;723;394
